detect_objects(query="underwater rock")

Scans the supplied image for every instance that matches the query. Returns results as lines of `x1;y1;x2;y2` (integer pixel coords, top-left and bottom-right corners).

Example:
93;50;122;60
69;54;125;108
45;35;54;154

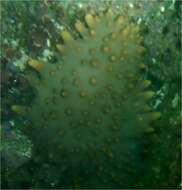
1;123;32;171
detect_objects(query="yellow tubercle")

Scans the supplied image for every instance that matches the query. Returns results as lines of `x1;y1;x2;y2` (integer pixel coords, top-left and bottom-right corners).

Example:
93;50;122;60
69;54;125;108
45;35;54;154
110;32;117;40
89;77;97;85
101;46;110;53
56;44;64;54
60;89;69;98
89;29;95;36
128;83;134;89
75;20;85;34
85;14;95;28
138;116;144;122
143;105;151;112
136;36;144;43
73;79;80;86
61;30;74;44
89;48;96;55
149;112;161;120
142;80;151;88
106;150;113;160
106;8;113;18
144;127;155;133
115;15;124;25
132;25;140;34
11;105;28;114
79;91;87;97
110;55;117;62
139;63;146;70
27;59;43;71
121;27;130;37
49;153;54;160
140;91;155;99
90;59;98;67
138;46;146;54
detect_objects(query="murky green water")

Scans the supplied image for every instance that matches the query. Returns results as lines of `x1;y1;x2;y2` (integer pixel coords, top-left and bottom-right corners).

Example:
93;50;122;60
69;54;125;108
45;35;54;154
1;0;181;189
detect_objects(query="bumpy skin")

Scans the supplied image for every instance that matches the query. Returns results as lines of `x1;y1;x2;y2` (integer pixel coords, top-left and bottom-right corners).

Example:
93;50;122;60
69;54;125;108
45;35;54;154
13;9;160;188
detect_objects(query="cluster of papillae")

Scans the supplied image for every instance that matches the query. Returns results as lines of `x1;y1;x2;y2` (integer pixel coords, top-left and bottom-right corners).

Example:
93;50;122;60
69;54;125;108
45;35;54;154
12;8;161;188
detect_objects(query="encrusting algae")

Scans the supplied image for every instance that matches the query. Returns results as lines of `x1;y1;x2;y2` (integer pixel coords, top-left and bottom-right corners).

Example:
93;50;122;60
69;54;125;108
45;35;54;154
12;7;161;188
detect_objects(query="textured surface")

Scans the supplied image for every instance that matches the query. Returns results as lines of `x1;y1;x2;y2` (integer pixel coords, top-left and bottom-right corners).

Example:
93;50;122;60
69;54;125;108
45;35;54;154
12;9;161;188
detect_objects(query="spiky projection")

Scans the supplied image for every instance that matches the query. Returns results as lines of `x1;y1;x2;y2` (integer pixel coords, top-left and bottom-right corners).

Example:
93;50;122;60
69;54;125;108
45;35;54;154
12;8;161;188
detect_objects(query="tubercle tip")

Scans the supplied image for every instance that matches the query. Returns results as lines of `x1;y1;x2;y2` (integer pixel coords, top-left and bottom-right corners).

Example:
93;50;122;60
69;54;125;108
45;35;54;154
27;59;43;71
139;63;146;70
140;91;155;100
61;30;74;44
85;14;95;28
75;20;85;34
56;44;64;54
150;112;161;120
115;15;124;25
142;80;151;88
11;105;29;114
